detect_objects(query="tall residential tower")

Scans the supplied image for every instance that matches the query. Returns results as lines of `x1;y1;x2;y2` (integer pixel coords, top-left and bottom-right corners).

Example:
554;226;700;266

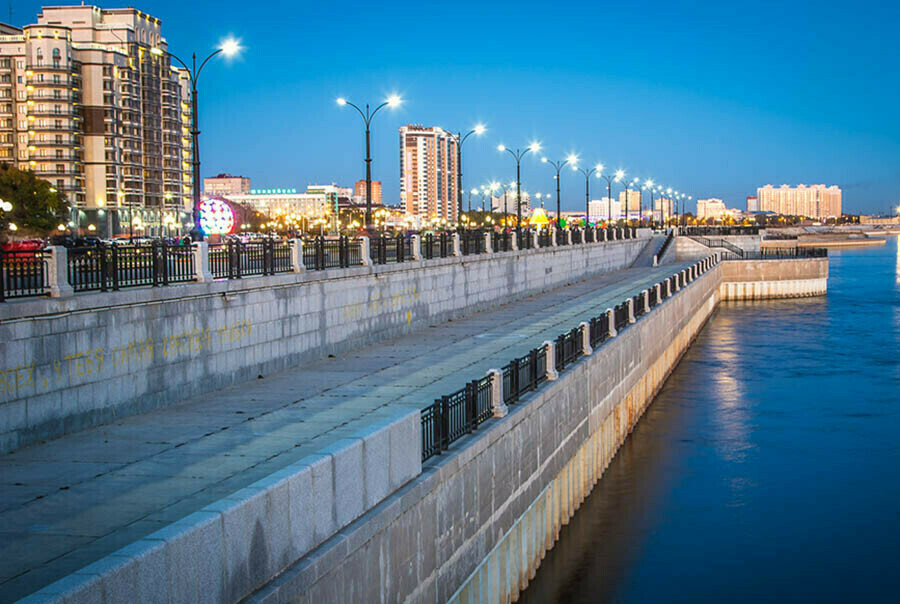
0;5;193;235
398;125;458;222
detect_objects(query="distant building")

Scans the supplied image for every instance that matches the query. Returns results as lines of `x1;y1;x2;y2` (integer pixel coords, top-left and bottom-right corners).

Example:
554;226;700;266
696;198;727;220
491;191;530;216
756;184;842;218
204;174;250;196
746;195;759;213
224;185;337;217
354;180;382;205
654;197;674;221
617;190;642;217
589;198;621;221
399;125;458;222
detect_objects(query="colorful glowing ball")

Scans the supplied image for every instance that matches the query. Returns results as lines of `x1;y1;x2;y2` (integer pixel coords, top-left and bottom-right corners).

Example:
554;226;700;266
198;198;234;235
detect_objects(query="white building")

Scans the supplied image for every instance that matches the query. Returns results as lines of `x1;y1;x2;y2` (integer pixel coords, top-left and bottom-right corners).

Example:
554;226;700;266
589;198;621;221
224;185;337;217
696;198;727;220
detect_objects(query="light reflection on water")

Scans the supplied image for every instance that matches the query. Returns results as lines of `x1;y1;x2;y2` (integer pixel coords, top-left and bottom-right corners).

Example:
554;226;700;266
520;237;900;604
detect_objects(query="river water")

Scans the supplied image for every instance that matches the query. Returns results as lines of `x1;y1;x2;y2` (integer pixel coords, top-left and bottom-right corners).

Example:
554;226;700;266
521;237;900;603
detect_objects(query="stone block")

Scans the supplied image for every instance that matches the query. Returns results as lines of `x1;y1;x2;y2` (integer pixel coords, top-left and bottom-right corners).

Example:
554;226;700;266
389;410;422;489
321;438;364;528
305;453;337;544
154;510;225;604
353;421;391;509
109;539;169;604
284;463;315;559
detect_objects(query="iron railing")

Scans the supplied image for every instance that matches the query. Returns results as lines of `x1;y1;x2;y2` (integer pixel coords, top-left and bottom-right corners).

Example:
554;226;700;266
555;327;582;372
301;236;359;271
67;242;195;292
209;239;293;279
371;234;413;264
491;231;513;253
421;375;492;461
683;226;759;236
0;248;50;301
422;232;451;259
742;248;828;259
656;230;675;260
502;347;547;405
460;230;486;255
538;229;552;248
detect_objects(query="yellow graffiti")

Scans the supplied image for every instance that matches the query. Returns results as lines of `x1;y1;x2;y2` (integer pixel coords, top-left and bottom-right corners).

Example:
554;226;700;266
340;286;419;322
0;320;252;398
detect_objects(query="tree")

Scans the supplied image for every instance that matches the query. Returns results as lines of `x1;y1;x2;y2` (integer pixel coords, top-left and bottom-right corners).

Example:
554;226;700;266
0;164;69;239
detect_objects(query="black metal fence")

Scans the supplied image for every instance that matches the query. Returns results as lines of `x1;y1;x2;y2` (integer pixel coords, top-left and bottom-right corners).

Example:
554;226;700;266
68;243;195;292
744;248;828;259
0;249;50;301
419;256;721;463
422;232;451;259
460;230;486;255
683;226;759;236
301;236;359;270
503;347;548;405
209;239;293;279
421;376;492;460
538;229;552;248
492;231;513;253
656;230;675;260
371;234;413;264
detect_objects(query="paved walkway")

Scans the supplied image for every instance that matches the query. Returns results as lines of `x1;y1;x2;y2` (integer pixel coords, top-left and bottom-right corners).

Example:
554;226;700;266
0;261;693;602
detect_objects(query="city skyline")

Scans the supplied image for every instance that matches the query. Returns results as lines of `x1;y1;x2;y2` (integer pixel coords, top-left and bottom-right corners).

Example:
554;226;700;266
11;0;900;216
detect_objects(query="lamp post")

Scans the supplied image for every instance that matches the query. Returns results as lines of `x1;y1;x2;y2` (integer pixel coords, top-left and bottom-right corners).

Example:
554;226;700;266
452;124;485;221
151;38;241;242
468;188;478;215
541;153;578;229
614;169;627;225
336;94;403;230
576;163;603;227
595;164;616;226
643;179;655;227
498;142;541;237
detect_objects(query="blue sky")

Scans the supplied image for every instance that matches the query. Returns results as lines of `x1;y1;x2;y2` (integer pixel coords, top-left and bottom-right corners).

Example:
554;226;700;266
16;0;900;214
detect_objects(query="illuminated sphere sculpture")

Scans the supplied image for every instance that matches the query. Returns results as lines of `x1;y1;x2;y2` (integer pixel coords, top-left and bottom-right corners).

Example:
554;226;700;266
198;198;234;235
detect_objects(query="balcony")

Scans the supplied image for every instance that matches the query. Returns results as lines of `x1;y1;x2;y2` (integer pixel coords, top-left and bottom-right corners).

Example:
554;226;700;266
27;80;71;88
28;110;79;118
29;140;74;147
30;124;80;133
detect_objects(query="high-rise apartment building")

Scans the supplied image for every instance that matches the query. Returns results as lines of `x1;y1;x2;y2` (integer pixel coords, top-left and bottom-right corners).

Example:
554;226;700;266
617;189;642;218
353;179;381;205
696;198;727;220
746;195;759;212
0;5;193;235
399;125;458;222
756;184;841;218
204;173;250;196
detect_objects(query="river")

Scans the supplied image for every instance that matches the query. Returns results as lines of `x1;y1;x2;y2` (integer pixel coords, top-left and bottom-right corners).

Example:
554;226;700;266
520;237;900;603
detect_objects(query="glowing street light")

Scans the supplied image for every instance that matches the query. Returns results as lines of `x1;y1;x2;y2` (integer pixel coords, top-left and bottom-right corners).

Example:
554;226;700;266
452;123;486;220
498;141;541;236
151;36;243;241
336;93;404;228
575;161;603;227
541;152;578;229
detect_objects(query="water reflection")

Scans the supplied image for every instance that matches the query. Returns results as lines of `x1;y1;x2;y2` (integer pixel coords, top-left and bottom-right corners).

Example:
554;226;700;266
521;238;900;603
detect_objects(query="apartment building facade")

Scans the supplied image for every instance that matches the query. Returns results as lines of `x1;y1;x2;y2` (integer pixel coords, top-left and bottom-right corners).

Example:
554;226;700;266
399;125;458;222
0;5;193;236
756;184;842;218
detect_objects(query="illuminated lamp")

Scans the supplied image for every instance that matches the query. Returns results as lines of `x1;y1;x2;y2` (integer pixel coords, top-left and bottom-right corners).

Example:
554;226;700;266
198;198;235;235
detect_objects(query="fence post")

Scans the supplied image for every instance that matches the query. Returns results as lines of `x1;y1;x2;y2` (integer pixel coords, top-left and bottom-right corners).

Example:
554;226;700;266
549;227;558;247
542;340;559;381
451;233;462;257
510;230;519;251
483;231;492;254
606;308;617;337
531;229;539;248
411;234;422;261
359;236;372;266
655;283;662;303
190;241;212;282
579;321;593;356
566;229;573;246
289;239;305;273
488;369;508;418
627;297;636;324
46;246;74;298
643;289;650;314
674;273;681;291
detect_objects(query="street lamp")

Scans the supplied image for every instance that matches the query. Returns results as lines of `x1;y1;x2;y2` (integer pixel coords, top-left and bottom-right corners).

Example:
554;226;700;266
151;37;242;241
468;188;478;214
595;164;616;225
541;153;578;229
614;169;626;225
498;141;541;236
336;93;403;229
452;124;486;220
643;179;655;227
576;163;603;227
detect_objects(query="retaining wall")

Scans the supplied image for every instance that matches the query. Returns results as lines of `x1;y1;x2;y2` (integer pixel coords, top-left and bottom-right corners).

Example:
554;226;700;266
720;257;828;299
243;262;723;603
0;238;648;453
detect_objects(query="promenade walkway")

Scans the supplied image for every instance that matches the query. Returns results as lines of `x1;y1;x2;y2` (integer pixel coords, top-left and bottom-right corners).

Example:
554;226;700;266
0;260;694;602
